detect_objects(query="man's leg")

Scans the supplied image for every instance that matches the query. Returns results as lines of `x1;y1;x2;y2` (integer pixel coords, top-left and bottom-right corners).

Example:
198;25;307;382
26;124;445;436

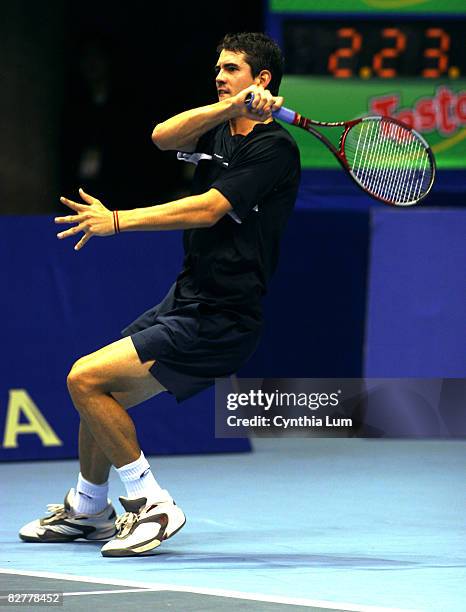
67;336;165;470
73;337;166;503
77;361;166;486
19;336;172;544
66;336;186;556
79;422;110;484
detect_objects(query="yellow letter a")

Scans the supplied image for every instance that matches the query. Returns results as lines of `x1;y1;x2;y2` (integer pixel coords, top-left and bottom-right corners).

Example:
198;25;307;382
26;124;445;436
3;390;63;448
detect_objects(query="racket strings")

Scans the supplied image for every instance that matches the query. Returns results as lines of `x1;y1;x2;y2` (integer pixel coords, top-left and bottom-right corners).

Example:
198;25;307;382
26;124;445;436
344;119;433;205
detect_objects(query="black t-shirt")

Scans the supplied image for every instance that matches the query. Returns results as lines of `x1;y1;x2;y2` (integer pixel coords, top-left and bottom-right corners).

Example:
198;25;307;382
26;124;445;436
174;120;301;325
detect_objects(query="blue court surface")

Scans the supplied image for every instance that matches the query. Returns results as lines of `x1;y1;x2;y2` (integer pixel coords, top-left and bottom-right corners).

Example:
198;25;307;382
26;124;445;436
1;439;465;611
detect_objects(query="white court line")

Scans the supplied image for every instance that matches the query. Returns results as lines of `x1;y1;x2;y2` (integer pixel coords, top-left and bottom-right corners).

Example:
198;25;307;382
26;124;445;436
0;568;420;612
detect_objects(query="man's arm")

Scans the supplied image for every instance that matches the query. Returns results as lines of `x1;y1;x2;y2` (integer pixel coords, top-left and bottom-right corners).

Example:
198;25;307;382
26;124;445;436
55;188;233;250
151;85;282;152
118;188;232;231
152;100;236;152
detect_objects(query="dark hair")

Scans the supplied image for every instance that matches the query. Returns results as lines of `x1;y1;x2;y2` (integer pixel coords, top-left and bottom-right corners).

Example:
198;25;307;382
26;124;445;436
216;32;284;96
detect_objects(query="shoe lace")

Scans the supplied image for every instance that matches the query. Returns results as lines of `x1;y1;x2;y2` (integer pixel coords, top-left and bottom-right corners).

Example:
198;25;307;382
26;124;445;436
45;503;69;521
115;511;138;538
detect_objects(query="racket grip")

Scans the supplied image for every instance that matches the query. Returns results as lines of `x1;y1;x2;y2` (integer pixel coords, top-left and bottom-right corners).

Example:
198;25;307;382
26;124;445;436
244;93;296;125
272;106;296;124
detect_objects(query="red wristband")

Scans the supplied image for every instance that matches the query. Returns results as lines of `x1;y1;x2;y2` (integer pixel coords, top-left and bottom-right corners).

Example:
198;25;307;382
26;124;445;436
113;210;120;234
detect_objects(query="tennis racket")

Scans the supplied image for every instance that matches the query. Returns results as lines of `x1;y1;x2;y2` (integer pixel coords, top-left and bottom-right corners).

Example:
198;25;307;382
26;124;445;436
245;94;435;206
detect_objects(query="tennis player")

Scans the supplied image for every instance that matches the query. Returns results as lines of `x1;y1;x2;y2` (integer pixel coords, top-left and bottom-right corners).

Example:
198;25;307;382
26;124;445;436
19;32;301;557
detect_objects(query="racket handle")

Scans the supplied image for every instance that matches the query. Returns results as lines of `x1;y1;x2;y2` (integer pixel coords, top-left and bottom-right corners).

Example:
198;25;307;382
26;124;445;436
244;93;296;125
273;106;296;124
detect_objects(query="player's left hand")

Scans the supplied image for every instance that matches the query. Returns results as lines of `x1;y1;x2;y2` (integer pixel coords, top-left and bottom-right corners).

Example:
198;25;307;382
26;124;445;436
55;188;114;251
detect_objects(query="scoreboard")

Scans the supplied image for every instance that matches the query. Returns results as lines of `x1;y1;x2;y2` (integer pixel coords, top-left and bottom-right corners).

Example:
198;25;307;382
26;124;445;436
283;20;465;80
267;0;466;169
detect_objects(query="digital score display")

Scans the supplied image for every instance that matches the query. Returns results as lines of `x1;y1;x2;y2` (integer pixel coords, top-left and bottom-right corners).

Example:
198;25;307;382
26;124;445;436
283;20;466;79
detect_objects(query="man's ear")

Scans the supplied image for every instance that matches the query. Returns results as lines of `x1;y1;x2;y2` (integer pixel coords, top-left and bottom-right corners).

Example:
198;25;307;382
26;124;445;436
255;69;272;89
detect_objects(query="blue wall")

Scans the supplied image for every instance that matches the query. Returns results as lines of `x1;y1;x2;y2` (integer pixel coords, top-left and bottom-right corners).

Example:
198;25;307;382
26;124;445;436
364;209;466;377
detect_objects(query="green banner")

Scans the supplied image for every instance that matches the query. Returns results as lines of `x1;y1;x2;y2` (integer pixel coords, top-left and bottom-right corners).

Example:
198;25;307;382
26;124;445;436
279;77;466;169
270;0;466;14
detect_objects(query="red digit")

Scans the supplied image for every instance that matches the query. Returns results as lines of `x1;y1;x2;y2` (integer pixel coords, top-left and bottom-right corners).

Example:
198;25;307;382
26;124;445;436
423;28;450;78
373;28;406;78
328;28;362;78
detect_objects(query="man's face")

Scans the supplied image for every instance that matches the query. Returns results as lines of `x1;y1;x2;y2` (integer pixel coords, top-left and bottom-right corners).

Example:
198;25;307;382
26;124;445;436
215;50;256;100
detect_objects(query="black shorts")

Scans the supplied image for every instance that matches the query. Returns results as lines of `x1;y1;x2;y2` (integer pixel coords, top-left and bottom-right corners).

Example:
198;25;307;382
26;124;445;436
121;283;261;402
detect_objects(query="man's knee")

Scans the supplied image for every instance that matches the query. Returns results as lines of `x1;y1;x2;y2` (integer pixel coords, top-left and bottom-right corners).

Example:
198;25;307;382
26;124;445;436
67;356;99;397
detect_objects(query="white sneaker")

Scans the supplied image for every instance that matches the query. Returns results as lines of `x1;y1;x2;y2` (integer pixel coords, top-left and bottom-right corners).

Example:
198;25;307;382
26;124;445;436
100;492;186;557
19;489;117;543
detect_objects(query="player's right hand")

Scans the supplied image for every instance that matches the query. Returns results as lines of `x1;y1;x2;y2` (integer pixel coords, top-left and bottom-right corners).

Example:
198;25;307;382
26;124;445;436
55;188;114;251
231;85;284;121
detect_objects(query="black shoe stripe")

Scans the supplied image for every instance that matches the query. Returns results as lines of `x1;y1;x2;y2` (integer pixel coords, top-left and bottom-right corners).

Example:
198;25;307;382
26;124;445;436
58;521;97;536
20;530;81;543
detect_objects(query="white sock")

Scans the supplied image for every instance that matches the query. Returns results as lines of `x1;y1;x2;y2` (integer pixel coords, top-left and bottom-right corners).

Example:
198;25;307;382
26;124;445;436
72;473;109;515
116;451;170;502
